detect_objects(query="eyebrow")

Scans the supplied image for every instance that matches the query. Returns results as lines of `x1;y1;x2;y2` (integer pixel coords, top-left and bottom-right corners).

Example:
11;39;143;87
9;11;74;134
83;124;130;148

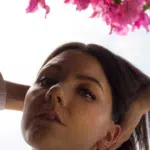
38;64;62;76
40;64;103;91
44;64;62;71
76;74;103;91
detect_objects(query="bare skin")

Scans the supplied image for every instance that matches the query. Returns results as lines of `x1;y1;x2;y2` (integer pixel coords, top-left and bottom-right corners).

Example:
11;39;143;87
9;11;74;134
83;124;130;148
2;51;150;150
5;81;29;111
107;87;150;150
21;50;121;150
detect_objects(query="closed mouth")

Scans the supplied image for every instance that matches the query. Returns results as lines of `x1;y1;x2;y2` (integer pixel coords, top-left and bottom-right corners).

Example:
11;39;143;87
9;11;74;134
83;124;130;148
34;109;65;126
35;114;59;123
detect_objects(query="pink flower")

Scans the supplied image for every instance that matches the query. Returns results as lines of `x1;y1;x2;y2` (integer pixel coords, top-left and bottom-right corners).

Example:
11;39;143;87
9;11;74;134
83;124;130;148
145;0;150;3
26;0;39;12
26;0;50;18
110;25;129;35
64;0;90;10
132;12;150;32
89;0;145;34
64;0;150;34
26;0;150;35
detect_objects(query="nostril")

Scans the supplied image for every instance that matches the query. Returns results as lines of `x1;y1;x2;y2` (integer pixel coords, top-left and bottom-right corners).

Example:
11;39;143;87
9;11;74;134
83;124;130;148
57;96;61;103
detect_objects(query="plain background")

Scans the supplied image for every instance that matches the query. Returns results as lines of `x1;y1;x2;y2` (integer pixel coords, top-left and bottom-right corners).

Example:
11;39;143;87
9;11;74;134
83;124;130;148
0;0;150;149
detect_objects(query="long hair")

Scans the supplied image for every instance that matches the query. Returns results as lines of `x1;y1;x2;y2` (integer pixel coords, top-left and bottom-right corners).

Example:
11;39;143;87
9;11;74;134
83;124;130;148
39;42;150;150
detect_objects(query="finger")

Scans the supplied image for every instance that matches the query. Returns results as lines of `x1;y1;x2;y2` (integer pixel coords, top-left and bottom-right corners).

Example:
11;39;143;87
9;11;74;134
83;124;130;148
107;142;123;150
105;143;119;150
112;136;130;149
106;133;131;150
117;128;132;144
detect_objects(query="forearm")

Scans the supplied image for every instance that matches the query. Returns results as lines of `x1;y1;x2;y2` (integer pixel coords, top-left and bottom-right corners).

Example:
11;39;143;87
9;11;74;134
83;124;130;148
5;81;30;111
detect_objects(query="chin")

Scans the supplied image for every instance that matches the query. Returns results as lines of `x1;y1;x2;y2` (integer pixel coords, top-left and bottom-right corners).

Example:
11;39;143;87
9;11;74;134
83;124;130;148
22;128;46;150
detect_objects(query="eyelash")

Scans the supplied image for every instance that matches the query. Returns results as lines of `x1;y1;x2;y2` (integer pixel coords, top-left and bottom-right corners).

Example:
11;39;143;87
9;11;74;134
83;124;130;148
77;87;96;100
38;76;96;101
39;76;57;86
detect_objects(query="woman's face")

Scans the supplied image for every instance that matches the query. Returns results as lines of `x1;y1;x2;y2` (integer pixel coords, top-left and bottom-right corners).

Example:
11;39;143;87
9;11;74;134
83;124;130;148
21;50;120;150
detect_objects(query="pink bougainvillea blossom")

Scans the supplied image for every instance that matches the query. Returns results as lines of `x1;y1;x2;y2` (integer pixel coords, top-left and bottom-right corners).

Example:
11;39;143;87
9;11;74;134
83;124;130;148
26;0;39;13
26;0;150;35
26;0;50;18
90;0;146;35
64;0;90;10
132;12;150;32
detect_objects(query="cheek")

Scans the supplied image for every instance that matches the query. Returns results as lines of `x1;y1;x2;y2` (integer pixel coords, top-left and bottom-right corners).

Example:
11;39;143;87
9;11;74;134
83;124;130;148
23;86;45;110
23;87;35;108
22;87;45;126
70;113;110;147
70;101;110;134
72;105;110;138
87;115;110;138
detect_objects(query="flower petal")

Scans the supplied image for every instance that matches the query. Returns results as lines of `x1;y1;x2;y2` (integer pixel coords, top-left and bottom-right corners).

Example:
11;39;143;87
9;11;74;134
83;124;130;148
26;0;39;13
26;0;50;17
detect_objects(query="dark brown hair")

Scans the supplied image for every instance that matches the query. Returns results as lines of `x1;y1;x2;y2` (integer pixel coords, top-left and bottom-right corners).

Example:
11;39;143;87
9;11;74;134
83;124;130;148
39;42;150;150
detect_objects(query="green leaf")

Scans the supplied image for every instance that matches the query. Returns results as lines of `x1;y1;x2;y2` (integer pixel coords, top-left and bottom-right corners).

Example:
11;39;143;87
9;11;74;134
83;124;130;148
114;0;121;5
143;3;150;11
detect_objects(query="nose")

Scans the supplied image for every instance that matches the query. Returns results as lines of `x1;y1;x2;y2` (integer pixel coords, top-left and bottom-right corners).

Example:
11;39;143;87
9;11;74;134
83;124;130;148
44;84;65;109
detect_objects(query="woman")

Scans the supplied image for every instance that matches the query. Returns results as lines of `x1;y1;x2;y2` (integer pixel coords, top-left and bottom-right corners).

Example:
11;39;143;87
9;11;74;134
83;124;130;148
1;42;150;150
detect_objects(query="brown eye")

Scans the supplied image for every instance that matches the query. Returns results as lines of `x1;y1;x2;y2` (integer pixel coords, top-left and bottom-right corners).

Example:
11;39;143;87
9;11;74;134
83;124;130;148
78;87;96;100
39;76;57;87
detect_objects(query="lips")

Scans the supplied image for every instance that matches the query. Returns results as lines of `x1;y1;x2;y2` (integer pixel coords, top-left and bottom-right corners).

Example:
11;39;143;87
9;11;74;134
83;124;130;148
37;113;59;122
34;110;64;125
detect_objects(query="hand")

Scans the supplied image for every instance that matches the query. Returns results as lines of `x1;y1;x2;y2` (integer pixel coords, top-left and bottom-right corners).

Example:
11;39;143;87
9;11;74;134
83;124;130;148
106;87;150;150
5;81;30;111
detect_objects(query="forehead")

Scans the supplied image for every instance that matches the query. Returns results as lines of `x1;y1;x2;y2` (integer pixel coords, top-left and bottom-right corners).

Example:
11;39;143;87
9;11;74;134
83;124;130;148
42;50;105;77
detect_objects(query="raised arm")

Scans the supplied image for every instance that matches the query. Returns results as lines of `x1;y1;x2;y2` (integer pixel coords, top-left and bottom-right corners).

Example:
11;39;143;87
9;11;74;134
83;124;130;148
5;81;30;111
0;72;30;111
106;87;150;150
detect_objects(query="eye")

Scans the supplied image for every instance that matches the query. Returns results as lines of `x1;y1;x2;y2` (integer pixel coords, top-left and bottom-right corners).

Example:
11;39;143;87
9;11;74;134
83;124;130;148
78;87;96;100
38;76;57;87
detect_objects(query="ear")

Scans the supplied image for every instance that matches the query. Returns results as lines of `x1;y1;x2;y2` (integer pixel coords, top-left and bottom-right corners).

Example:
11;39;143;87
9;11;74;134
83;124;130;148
96;122;121;150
